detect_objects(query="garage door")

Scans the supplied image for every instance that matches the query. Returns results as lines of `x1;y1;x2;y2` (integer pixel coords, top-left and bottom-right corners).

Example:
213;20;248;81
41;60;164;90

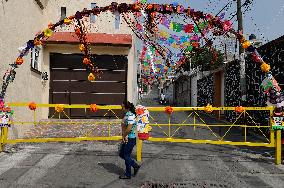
49;53;127;118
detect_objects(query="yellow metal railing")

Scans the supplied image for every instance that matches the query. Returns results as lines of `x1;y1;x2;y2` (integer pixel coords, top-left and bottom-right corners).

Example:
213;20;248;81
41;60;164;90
0;103;281;165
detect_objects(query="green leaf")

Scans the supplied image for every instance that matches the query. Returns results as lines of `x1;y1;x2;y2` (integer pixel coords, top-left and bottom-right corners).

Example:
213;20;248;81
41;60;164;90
185;45;193;52
194;26;200;33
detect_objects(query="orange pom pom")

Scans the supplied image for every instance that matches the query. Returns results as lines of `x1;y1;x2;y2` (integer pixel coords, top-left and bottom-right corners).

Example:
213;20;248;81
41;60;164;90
48;22;53;29
165;106;174;114
16;57;24;65
204;104;213;113
88;73;95;81
261;62;270;73
55;104;64;113
28;102;37;111
79;44;85;52
90;104;98;112
235;106;245;113
83;58;90;65
242;41;251;49
34;38;42;46
75;28;81;35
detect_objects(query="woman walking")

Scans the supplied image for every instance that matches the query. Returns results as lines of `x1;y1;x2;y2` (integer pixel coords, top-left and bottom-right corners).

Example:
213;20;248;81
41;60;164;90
119;101;140;179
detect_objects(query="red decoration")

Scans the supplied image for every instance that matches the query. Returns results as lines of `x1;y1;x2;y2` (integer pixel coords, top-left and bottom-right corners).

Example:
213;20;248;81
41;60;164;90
90;104;98;112
16;57;23;65
136;108;145;115
183;24;194;33
28;102;37;111
165;106;174;114
223;20;232;31
75;28;81;35
192;42;200;48
136;24;143;31
138;133;150;140
252;52;262;63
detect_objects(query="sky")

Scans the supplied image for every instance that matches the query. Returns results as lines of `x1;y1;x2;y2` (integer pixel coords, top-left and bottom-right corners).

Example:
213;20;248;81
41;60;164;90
146;0;284;43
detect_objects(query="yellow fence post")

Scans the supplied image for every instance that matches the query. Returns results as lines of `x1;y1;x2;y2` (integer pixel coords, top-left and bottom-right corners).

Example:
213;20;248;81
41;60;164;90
33;110;36;126
269;107;275;146
0;127;3;152
136;138;142;162
0;127;8;152
275;130;282;165
168;114;171;138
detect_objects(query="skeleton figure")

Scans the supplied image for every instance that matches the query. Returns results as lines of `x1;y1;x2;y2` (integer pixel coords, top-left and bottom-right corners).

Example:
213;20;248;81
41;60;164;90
262;75;284;115
135;105;151;133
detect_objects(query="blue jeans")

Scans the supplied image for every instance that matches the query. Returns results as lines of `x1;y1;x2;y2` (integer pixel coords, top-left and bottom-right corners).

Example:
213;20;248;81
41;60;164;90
119;138;139;177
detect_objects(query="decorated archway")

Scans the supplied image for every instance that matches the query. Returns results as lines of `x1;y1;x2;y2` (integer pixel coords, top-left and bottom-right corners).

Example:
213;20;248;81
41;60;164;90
1;2;283;119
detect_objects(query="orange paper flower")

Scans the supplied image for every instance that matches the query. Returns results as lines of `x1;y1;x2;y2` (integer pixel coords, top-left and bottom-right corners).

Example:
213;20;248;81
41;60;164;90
147;4;153;10
192;42;200;48
235;106;245;113
48;22;54;29
90;104;98;112
261;62;270;73
55;104;64;113
239;36;246;43
83;58;90;65
16;57;24;65
34;38;42;46
204;104;213;113
133;3;141;11
88;73;95;81
242;41;251;49
28;102;37;111
79;44;85;52
75;28;81;35
165;106;174;114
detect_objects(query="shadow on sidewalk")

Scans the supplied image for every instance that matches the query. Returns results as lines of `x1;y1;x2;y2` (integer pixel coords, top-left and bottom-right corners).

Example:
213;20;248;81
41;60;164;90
98;163;124;175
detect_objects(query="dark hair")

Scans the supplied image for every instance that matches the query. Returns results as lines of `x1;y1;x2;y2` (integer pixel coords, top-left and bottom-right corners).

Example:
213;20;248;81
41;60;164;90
123;101;136;115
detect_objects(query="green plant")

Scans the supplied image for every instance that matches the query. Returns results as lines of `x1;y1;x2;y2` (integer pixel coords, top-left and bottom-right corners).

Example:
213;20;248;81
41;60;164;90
183;47;224;71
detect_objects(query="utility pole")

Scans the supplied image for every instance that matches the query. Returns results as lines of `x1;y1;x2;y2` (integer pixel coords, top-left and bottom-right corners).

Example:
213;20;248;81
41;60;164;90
237;0;246;105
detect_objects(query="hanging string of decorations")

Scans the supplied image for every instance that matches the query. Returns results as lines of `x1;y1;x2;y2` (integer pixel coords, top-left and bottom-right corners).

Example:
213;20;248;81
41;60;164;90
0;2;282;115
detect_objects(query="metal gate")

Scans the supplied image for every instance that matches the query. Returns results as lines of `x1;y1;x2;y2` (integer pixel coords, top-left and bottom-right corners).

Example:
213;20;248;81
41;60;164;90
0;104;282;165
